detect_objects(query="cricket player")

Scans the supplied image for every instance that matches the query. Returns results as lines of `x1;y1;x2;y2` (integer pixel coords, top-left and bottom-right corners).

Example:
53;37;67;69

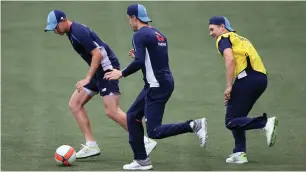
208;16;279;164
44;9;157;159
104;4;208;170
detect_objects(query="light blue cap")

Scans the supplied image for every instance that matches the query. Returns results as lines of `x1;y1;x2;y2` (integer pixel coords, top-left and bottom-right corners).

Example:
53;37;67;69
127;4;152;22
44;10;66;32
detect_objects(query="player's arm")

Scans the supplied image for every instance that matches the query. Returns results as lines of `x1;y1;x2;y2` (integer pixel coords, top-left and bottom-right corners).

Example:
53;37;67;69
77;29;102;81
86;48;102;81
219;37;235;87
224;48;235;87
121;33;146;78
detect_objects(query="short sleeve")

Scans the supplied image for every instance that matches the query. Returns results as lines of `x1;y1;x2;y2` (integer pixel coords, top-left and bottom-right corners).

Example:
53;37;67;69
218;37;232;55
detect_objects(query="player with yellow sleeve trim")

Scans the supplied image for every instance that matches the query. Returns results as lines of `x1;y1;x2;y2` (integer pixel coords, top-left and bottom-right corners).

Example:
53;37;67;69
208;16;279;164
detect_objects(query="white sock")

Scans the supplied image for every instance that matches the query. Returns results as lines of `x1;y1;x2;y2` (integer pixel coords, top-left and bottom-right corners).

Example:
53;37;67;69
86;141;98;147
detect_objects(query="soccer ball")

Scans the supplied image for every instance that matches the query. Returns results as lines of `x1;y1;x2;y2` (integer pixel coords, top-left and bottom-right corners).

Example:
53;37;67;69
54;145;76;166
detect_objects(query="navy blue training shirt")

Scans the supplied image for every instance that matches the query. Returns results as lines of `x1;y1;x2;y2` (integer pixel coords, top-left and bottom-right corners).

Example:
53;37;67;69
67;22;120;75
122;26;172;87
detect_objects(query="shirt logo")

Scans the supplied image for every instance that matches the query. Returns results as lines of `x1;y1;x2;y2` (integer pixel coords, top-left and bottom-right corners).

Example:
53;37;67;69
158;42;167;46
155;32;164;42
155;32;166;46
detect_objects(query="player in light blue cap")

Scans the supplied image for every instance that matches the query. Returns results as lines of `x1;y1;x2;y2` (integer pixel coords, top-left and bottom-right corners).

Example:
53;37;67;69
105;4;208;170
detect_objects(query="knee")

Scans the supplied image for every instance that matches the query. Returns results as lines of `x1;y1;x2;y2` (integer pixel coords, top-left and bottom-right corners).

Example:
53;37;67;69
127;112;135;122
105;108;118;119
126;108;140;122
147;129;157;139
147;128;160;139
225;118;233;130
68;100;82;112
128;136;136;145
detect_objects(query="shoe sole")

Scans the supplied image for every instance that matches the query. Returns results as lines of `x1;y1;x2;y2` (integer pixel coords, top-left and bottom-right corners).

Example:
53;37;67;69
202;118;208;148
76;152;101;159
269;117;279;147
226;160;248;164
123;165;153;170
145;141;157;156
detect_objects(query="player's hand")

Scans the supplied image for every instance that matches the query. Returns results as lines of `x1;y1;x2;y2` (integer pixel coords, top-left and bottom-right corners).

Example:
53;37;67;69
129;49;135;58
104;69;122;80
76;78;90;93
224;85;232;106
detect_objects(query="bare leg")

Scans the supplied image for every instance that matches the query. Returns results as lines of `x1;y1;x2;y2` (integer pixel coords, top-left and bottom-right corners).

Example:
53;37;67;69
69;89;95;142
102;94;127;130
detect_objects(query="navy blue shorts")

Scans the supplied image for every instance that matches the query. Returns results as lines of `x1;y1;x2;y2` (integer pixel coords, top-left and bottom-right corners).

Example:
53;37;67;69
83;77;120;97
226;70;267;120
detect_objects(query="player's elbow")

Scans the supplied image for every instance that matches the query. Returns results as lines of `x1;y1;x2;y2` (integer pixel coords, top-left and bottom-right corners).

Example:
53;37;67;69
93;53;102;61
225;58;235;70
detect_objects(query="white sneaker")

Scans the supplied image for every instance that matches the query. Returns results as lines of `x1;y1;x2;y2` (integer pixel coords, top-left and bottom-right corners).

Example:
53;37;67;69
123;158;153;170
264;117;279;147
76;144;101;159
226;152;248;164
190;118;208;148
144;137;157;156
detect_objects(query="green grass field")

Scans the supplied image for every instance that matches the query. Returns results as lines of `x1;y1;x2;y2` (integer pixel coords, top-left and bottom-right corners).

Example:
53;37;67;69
2;1;306;171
